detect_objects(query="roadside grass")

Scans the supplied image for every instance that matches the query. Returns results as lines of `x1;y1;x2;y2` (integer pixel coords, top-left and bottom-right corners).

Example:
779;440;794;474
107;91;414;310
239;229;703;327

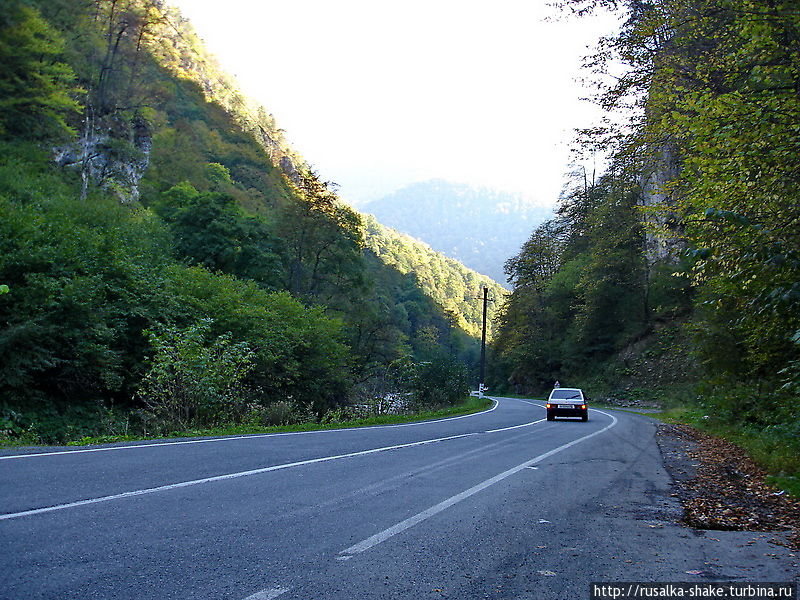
0;396;493;449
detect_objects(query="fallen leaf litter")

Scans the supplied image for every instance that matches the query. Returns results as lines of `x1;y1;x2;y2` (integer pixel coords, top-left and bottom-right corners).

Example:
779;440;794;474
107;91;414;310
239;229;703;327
658;423;799;549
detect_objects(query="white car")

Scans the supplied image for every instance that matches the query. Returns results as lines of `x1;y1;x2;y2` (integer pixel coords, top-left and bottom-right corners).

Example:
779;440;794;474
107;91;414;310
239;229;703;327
546;388;588;422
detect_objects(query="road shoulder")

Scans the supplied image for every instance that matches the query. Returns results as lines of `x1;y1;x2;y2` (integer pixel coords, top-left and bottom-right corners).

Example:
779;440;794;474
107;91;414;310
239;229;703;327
656;422;800;550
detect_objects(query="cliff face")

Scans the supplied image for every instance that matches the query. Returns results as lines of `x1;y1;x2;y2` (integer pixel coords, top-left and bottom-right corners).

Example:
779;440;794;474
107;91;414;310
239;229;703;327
55;114;152;203
640;145;686;266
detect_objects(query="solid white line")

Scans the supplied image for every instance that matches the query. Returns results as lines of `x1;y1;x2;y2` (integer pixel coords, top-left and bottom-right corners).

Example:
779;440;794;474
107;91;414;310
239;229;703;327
0;399;551;521
0;433;477;521
243;587;290;600
0;400;500;461
338;410;619;558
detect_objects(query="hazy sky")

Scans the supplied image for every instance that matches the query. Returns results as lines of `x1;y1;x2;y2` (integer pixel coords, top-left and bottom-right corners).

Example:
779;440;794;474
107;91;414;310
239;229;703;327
168;0;619;207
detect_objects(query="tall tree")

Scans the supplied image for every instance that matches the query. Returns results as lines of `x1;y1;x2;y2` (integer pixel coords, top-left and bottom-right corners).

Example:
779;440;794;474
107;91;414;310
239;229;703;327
0;2;82;140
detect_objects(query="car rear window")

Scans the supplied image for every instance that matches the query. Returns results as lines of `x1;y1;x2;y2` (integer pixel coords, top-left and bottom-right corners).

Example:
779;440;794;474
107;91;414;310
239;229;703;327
550;390;582;400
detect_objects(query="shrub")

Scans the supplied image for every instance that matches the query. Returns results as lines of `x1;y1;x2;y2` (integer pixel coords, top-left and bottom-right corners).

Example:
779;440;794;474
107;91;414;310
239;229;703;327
263;400;295;426
411;356;470;408
137;319;255;432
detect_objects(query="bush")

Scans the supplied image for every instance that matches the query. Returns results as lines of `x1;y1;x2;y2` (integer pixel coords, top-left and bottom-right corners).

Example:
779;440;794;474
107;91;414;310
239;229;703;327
137;320;255;432
411;356;470;408
262;400;295;426
164;266;351;415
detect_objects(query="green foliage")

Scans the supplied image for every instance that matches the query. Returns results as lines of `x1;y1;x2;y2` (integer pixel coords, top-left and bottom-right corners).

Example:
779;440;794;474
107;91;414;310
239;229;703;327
0;142;351;427
277;169;366;302
0;2;82;140
137;320;256;431
493;0;800;472
411;356;470;408
163;266;351;415
0;0;492;444
204;162;233;186
156;184;284;288
573;0;800;387
0;144;174;404
363;214;506;340
492;172;652;393
648;262;692;319
47;396;493;448
0;401;134;446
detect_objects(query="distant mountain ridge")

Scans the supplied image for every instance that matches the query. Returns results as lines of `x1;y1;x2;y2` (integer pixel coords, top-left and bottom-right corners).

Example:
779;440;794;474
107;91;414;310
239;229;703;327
362;180;552;284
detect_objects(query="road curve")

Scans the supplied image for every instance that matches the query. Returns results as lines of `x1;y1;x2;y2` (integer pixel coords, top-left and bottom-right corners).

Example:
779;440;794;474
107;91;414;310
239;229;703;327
0;397;795;599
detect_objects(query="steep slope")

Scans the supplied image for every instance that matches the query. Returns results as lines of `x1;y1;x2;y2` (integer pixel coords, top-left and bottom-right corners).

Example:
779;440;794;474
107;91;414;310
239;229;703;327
0;0;511;442
363;215;506;339
362;179;552;283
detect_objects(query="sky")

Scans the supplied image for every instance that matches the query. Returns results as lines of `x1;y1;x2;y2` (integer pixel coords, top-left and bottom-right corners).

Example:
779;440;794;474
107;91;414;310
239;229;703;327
168;0;620;208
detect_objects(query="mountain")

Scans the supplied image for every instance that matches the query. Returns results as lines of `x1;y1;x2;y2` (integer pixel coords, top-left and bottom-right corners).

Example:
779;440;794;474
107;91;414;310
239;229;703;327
0;0;508;442
362;216;506;340
362;180;552;284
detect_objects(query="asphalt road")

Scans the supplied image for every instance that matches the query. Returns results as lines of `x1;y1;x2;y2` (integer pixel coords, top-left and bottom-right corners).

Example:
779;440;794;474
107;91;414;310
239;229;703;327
0;397;796;599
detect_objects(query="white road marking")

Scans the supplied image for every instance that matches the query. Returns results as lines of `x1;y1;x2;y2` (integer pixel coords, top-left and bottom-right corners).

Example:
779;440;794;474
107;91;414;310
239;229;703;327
0;399;557;521
504;398;545;407
243;587;290;600
0;400;500;461
485;418;546;433
337;409;619;558
0;432;478;521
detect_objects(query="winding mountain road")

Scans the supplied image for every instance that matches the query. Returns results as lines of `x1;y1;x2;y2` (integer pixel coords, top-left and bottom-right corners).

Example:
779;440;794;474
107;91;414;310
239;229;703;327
0;397;795;599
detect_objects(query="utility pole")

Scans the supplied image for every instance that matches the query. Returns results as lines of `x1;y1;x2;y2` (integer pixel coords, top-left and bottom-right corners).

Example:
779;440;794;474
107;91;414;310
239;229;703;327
479;286;488;397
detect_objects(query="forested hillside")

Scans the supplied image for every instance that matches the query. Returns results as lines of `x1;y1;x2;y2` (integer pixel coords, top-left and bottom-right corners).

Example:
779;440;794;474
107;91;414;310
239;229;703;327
0;0;494;443
491;0;798;486
363;215;506;339
363;180;551;283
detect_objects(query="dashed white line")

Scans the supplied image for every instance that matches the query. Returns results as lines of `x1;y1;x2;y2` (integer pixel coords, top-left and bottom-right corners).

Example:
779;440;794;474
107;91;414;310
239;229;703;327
0;432;477;521
243;587;290;600
337;409;618;559
485;418;546;433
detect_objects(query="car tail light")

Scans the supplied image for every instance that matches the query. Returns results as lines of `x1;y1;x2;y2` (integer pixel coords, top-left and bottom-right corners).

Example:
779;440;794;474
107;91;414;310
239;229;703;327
581;404;586;409
546;403;552;409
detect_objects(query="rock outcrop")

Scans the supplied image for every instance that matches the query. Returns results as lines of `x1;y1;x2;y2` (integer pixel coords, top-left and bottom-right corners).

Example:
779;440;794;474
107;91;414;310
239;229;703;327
640;144;686;265
54;114;152;204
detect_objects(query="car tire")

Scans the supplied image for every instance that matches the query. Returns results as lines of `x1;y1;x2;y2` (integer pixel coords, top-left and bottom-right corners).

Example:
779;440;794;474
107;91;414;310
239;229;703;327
581;412;588;422
546;412;554;421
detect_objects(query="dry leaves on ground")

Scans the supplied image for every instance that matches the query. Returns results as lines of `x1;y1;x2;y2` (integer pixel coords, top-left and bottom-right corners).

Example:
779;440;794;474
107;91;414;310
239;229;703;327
658;423;799;549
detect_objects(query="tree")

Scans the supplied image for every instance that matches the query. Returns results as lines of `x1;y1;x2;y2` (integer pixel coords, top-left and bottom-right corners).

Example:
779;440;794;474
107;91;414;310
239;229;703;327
277;169;366;303
157;183;284;289
578;0;800;383
411;356;470;407
0;2;82;140
492;168;648;392
137;320;256;431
